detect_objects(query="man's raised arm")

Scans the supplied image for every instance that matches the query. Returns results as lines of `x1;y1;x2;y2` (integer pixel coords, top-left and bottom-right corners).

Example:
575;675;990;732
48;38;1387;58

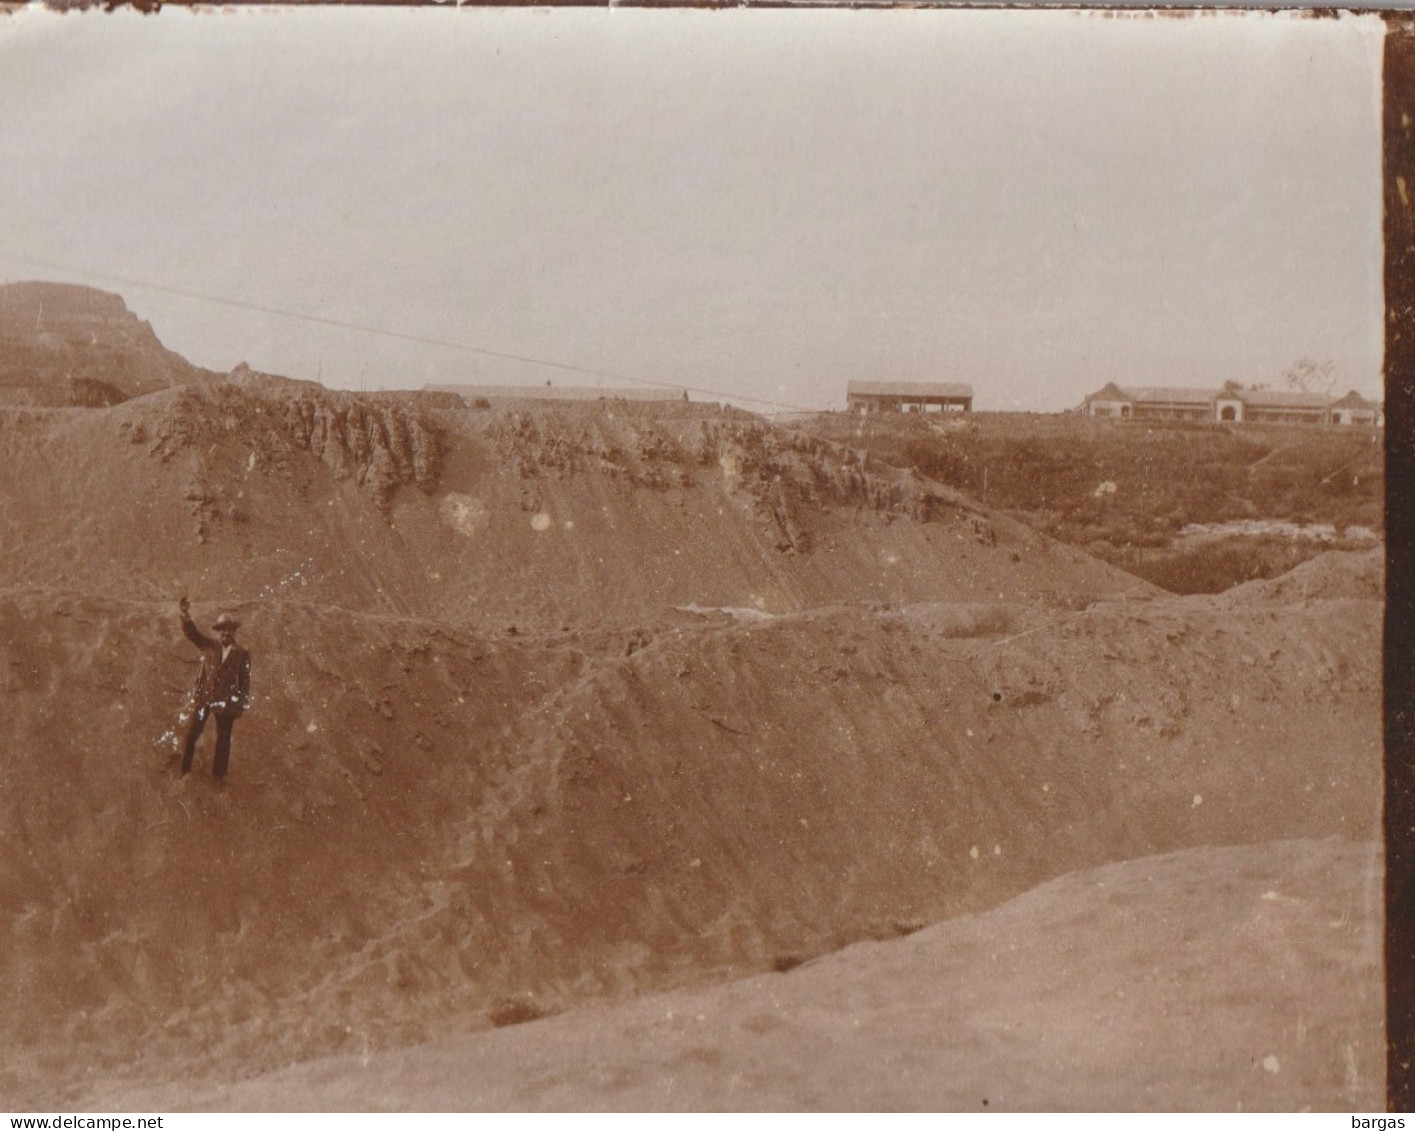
178;595;213;649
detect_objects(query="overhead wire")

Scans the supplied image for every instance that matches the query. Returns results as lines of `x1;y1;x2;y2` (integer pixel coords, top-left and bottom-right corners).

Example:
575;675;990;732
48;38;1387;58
0;254;822;414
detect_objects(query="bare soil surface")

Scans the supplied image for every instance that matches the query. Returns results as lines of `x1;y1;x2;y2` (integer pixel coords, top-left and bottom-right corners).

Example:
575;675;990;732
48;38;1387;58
0;382;1144;624
799;410;1384;595
82;838;1383;1112
0;336;1384;1110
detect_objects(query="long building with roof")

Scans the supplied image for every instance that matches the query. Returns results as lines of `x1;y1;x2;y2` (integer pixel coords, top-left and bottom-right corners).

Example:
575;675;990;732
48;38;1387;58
1081;382;1382;426
846;381;973;414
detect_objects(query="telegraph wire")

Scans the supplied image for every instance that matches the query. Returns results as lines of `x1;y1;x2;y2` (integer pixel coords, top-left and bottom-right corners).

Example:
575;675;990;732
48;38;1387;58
0;255;821;414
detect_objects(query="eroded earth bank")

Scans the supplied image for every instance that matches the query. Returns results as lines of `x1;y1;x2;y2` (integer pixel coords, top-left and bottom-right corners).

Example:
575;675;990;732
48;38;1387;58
0;360;1383;1109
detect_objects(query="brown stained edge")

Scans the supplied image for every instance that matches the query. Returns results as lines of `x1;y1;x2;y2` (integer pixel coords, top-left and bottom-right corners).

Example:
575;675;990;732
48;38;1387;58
1388;9;1415;1115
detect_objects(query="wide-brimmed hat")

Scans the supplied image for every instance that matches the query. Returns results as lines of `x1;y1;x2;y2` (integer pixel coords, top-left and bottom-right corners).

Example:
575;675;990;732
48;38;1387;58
213;613;241;631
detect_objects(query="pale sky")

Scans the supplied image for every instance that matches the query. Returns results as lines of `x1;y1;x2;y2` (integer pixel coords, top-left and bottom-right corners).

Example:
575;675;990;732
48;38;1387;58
0;6;1385;412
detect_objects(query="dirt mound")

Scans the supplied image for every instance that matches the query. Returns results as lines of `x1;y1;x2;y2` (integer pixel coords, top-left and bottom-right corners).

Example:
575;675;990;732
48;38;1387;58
0;320;1383;1108
0;283;218;405
1222;546;1385;603
83;838;1382;1112
147;382;445;512
0;578;1380;1104
0;389;1147;625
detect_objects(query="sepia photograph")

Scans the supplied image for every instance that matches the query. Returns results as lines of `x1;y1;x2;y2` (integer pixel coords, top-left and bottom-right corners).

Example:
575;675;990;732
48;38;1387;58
0;4;1391;1112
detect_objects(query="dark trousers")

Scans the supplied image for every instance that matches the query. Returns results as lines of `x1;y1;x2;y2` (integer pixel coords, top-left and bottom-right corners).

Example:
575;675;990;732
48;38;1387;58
181;706;237;779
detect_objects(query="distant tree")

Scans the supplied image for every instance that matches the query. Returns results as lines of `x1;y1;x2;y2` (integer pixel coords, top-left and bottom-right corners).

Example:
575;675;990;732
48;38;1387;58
1281;358;1338;396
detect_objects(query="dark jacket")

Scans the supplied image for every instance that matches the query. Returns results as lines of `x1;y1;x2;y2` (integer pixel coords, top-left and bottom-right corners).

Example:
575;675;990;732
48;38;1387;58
182;612;252;717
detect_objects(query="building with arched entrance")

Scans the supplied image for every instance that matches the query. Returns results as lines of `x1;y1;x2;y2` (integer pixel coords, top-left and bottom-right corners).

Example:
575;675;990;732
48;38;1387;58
1081;383;1380;427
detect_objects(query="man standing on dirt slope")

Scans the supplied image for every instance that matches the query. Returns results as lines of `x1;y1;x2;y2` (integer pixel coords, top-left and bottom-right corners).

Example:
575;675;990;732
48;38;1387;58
177;596;251;782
